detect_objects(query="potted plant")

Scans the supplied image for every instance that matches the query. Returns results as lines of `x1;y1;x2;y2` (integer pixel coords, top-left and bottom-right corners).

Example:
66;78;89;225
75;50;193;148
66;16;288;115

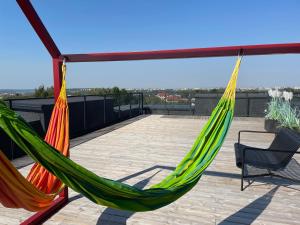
265;89;284;132
265;89;300;134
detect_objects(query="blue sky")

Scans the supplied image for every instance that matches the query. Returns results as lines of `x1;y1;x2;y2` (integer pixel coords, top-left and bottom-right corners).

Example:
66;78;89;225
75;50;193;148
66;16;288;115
0;0;299;89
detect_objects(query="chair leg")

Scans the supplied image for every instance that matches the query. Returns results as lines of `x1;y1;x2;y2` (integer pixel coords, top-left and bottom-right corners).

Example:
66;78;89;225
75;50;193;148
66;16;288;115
241;167;244;191
241;160;245;191
241;150;246;191
241;177;244;191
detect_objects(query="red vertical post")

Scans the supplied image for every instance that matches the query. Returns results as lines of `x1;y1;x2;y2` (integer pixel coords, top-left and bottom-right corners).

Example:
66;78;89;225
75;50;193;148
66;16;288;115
53;57;69;200
16;2;69;223
53;58;63;100
21;59;68;225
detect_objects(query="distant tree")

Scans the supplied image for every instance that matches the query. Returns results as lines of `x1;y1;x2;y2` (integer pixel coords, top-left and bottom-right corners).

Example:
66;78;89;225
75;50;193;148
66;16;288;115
34;85;45;97
34;85;54;98
116;88;129;104
46;86;54;97
120;88;128;95
112;86;120;95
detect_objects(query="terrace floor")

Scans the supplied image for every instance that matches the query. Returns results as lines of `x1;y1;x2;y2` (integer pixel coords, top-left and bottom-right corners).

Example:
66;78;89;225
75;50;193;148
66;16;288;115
1;115;300;225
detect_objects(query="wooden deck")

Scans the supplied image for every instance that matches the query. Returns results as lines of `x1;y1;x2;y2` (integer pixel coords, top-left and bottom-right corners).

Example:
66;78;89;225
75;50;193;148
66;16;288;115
1;115;300;225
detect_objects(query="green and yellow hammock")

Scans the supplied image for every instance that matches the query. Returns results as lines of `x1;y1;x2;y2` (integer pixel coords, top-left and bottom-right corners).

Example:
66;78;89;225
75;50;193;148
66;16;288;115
0;57;241;212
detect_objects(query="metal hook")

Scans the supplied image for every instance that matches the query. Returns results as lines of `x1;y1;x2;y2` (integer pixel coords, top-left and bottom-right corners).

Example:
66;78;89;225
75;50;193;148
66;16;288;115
238;49;244;59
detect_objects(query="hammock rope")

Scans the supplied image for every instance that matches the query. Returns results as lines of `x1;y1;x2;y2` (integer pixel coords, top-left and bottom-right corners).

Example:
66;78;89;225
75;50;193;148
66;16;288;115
0;57;241;212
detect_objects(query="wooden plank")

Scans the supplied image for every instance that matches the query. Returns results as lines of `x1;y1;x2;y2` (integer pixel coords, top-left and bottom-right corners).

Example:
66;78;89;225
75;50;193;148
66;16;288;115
1;116;299;225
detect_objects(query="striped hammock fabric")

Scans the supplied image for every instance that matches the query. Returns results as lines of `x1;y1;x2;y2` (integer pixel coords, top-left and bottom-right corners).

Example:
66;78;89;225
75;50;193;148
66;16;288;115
0;57;241;212
26;63;69;194
0;63;69;211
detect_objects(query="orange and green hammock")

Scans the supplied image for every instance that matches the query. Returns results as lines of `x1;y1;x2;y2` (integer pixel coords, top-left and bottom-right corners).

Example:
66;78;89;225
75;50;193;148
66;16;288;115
0;57;241;212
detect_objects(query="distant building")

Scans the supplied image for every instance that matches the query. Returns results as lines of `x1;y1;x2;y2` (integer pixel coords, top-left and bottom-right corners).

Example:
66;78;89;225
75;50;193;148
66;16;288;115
166;94;181;102
156;92;190;103
156;92;167;100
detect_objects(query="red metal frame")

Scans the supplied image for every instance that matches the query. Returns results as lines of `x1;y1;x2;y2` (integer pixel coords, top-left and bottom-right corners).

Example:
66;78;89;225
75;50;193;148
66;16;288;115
62;42;300;63
52;58;63;100
14;0;300;224
19;58;68;225
17;0;61;58
16;1;66;224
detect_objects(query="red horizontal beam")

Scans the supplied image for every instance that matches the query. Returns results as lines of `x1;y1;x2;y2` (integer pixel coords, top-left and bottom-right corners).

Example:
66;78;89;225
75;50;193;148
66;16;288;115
62;43;300;63
17;0;61;58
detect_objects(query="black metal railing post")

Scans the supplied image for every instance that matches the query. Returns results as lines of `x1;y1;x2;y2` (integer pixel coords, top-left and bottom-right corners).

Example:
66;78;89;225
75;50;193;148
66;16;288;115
83;95;87;131
189;95;192;115
138;93;141;115
103;94;106;124
141;92;144;115
129;93;132;118
164;92;169;115
137;94;140;114
118;94;121;120
8;99;12;109
247;93;250;117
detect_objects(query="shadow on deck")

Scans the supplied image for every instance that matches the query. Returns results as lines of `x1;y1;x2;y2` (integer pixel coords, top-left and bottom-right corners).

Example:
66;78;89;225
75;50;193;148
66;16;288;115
68;164;299;225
